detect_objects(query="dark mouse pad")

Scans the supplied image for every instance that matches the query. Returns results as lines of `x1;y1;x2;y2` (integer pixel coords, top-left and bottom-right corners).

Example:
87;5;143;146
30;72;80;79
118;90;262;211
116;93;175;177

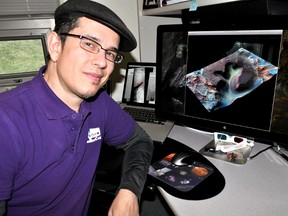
149;159;215;192
148;138;225;200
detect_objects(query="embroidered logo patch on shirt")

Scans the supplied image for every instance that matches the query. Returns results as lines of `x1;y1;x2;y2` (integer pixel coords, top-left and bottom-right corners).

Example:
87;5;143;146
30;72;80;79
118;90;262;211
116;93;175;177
87;128;101;143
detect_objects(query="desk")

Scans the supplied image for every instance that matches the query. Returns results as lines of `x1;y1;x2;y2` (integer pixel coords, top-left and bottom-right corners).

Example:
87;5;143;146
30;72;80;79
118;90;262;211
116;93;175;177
160;125;288;216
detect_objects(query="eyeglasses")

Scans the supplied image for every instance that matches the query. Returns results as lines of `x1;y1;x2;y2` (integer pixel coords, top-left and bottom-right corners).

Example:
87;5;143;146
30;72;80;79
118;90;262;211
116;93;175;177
214;132;254;152
60;33;124;64
214;132;252;143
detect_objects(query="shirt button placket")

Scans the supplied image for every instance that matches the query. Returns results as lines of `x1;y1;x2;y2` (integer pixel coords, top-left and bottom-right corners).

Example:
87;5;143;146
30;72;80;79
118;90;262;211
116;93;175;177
71;113;78;152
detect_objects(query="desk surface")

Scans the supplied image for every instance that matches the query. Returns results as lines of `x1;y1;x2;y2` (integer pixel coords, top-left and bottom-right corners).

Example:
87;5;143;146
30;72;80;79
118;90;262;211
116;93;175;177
161;125;288;216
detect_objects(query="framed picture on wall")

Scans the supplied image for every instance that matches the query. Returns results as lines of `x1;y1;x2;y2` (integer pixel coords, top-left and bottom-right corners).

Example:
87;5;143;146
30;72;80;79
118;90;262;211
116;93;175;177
143;0;159;9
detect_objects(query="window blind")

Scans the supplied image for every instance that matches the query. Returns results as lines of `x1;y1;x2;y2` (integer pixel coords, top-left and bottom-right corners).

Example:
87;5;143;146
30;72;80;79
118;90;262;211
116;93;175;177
0;0;59;20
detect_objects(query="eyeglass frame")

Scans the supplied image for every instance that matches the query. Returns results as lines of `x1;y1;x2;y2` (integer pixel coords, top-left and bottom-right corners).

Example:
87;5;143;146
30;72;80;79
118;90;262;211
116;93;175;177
60;33;124;64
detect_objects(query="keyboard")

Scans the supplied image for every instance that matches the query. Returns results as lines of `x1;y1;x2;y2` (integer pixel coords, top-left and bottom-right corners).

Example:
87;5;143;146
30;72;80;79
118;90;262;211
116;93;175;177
123;107;165;124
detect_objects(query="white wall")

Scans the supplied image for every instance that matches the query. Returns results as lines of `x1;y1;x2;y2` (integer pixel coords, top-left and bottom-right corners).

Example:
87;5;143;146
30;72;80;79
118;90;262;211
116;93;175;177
138;0;182;62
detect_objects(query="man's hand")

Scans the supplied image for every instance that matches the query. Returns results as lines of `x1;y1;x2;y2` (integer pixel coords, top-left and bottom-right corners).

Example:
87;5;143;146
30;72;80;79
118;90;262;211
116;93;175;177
108;189;139;216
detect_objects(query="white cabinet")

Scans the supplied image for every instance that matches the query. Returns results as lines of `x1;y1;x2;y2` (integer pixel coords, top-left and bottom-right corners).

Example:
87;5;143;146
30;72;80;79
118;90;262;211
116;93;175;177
142;0;241;16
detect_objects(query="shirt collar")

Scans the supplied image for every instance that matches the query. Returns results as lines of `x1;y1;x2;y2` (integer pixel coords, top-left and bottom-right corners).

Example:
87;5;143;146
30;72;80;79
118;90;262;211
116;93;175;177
31;66;91;119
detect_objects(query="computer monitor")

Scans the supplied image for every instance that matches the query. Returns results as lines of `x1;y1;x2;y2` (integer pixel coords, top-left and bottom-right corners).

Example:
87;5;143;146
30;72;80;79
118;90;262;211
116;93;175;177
156;24;288;149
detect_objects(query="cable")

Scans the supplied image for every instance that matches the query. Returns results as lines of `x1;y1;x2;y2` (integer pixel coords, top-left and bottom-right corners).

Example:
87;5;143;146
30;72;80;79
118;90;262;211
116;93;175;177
272;143;288;161
247;145;273;160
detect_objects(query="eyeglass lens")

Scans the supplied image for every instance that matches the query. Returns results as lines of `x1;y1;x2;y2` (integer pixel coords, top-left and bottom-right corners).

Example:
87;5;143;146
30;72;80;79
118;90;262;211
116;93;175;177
217;134;228;140
233;137;244;143
80;38;120;63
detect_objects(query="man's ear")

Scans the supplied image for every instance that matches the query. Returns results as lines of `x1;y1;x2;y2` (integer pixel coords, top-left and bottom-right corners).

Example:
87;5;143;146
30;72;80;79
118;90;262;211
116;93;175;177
47;32;62;62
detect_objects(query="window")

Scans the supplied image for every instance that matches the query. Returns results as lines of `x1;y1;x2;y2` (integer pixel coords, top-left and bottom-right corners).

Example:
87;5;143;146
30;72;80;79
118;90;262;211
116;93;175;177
0;35;48;79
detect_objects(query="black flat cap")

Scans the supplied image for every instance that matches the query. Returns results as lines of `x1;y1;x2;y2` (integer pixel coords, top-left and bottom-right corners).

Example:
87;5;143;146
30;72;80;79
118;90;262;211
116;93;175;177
54;0;137;52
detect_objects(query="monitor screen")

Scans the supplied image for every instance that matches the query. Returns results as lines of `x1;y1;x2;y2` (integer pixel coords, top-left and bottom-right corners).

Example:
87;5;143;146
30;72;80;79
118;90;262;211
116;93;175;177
156;24;288;147
122;62;157;106
0;35;48;79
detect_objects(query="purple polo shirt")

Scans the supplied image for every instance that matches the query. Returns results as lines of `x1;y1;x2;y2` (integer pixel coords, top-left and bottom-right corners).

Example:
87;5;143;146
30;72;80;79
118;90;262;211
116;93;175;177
0;66;135;215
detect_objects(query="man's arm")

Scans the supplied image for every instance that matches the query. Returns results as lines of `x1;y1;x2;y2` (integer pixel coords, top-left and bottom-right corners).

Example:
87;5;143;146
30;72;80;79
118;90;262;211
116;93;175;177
116;123;154;198
0;200;7;216
108;189;139;216
108;123;153;215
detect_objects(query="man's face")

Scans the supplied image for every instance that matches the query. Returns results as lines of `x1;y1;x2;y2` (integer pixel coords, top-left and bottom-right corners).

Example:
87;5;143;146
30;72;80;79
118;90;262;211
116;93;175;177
47;17;120;102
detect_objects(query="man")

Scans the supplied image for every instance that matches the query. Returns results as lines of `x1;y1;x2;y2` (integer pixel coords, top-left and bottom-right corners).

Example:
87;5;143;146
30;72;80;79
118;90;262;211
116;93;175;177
0;0;153;215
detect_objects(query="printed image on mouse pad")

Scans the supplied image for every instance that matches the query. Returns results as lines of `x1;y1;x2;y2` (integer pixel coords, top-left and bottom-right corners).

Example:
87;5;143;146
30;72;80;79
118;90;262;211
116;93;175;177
149;153;214;192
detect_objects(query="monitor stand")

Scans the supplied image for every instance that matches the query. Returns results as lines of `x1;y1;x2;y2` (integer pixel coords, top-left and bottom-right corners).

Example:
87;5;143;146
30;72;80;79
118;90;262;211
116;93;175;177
199;138;253;165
